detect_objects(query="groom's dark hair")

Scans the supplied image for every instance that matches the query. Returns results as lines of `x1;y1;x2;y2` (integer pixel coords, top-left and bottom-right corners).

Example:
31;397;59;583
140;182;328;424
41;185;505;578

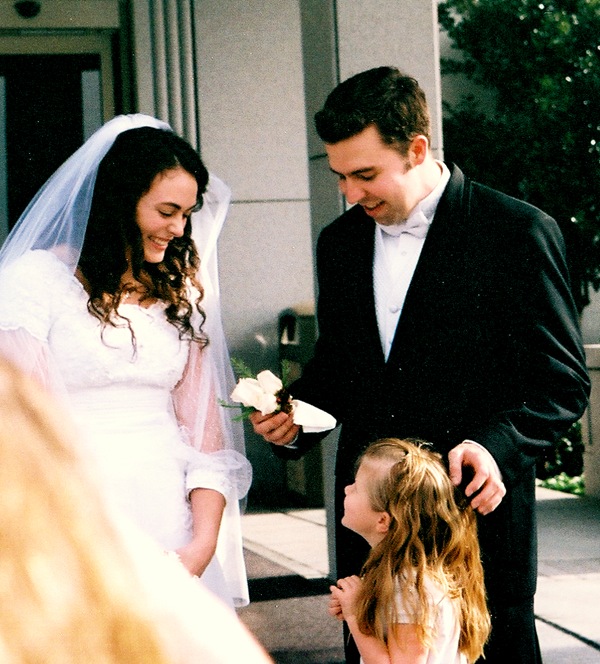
314;66;431;153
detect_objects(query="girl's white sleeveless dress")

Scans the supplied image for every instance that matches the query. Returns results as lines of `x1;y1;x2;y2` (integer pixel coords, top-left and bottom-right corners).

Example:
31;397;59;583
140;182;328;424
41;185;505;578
0;250;242;605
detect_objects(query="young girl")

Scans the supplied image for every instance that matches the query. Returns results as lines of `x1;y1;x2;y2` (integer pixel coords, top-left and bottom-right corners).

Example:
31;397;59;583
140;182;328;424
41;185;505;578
329;438;490;664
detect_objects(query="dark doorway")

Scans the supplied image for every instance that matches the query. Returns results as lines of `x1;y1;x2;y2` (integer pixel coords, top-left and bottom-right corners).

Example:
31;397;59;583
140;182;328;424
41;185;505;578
0;54;101;228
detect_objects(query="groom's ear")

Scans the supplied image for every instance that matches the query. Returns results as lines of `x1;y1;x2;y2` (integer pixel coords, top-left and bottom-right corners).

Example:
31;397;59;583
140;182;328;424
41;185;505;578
376;511;391;535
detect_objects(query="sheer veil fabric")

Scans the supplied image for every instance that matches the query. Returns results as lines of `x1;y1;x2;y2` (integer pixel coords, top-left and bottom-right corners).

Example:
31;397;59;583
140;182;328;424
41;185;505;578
0;114;252;606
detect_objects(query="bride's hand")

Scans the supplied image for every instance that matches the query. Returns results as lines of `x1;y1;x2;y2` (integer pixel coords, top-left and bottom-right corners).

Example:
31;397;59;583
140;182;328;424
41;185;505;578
175;537;215;577
176;488;225;577
250;410;300;446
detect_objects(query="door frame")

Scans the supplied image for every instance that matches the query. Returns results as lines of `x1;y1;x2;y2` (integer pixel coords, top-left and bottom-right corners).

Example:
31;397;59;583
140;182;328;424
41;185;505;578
0;34;116;121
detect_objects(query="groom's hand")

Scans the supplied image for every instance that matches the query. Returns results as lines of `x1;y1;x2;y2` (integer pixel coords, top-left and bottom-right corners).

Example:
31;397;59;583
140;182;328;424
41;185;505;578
249;410;300;446
448;442;506;515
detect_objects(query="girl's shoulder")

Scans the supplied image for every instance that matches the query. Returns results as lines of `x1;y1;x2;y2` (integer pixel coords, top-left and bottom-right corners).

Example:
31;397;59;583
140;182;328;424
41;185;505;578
394;571;450;611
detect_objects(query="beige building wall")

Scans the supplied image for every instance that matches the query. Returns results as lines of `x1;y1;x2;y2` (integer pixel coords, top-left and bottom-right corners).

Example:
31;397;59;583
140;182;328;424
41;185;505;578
192;0;316;502
194;0;315;362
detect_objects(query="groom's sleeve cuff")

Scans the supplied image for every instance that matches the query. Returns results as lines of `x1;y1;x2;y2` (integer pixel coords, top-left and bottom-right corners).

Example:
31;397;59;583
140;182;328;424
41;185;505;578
462;439;503;480
284;430;300;449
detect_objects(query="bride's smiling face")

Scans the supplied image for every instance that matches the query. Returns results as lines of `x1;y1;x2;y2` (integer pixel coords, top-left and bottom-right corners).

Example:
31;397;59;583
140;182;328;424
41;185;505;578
135;166;198;263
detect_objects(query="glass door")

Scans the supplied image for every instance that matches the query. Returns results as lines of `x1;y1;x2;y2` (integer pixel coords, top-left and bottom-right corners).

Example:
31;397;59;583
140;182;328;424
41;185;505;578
0;34;115;237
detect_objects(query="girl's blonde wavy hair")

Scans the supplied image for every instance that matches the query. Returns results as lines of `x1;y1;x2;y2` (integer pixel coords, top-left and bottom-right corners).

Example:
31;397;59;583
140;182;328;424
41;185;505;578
355;438;491;663
0;357;171;664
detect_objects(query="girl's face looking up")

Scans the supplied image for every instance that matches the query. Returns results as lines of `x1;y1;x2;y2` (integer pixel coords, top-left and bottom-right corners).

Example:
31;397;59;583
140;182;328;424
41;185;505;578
136;166;198;263
342;460;390;547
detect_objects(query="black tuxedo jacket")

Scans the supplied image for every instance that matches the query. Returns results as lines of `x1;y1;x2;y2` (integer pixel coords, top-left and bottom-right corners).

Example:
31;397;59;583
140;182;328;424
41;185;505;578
276;164;590;600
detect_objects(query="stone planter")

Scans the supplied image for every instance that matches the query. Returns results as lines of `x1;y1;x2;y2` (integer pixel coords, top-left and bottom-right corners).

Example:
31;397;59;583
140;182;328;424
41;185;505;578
581;345;600;499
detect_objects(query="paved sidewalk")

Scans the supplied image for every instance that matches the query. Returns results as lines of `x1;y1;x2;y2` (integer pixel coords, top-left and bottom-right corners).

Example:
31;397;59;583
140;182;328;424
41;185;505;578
239;487;600;663
535;487;600;662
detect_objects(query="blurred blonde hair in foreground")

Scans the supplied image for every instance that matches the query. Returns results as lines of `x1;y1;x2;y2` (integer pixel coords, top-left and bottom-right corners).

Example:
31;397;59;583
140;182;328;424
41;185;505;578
0;356;271;664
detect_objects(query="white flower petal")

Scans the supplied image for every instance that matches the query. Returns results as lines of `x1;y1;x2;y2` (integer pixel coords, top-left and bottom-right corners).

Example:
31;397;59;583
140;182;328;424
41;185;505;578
256;370;283;394
257;392;278;415
230;378;265;409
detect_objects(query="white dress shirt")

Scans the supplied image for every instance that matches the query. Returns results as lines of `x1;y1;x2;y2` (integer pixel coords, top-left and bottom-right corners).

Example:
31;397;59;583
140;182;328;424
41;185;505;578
373;161;450;360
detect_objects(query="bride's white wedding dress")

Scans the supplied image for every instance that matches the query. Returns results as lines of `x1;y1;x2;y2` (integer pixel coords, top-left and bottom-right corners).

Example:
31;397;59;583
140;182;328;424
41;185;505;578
0;249;248;606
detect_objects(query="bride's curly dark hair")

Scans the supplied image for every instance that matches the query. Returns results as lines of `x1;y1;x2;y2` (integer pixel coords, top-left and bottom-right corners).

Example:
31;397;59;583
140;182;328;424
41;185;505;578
78;127;209;347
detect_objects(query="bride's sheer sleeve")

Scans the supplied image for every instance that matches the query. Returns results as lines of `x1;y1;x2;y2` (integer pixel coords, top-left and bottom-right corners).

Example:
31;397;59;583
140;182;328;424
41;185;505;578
172;338;252;609
172;340;252;502
0;251;70;400
172;173;252;608
0;329;64;395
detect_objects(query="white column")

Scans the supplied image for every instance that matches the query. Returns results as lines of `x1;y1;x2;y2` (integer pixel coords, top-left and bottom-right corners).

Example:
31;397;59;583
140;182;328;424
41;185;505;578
178;0;198;146
149;0;169;122
130;0;155;115
130;0;199;146
192;0;315;504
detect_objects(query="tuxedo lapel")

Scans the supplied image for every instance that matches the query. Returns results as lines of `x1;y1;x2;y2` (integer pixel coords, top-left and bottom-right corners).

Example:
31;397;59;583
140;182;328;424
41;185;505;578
386;165;468;366
347;213;387;368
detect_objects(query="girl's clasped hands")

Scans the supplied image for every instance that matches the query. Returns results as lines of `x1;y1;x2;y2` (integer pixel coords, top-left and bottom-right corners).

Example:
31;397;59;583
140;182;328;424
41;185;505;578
329;575;362;623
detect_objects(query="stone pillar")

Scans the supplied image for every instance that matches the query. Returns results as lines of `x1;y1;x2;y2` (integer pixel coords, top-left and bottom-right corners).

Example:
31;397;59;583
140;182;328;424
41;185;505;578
582;345;600;499
130;0;193;139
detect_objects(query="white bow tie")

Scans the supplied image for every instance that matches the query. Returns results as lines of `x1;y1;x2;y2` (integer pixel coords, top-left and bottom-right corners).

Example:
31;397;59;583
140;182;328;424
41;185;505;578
379;210;430;239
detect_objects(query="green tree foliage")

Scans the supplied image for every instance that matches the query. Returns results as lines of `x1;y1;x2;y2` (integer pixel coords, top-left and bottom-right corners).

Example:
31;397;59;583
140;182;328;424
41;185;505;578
439;0;600;311
536;421;585;479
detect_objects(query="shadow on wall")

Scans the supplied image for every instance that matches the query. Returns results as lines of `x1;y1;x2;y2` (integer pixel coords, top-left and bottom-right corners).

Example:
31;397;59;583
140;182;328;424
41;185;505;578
229;331;287;511
232;305;320;511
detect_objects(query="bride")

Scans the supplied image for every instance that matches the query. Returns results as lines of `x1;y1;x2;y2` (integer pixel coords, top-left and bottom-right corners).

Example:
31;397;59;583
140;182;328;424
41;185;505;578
0;115;252;608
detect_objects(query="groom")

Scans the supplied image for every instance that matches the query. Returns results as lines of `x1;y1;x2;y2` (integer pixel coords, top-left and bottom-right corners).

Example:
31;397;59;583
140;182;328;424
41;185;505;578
251;66;589;663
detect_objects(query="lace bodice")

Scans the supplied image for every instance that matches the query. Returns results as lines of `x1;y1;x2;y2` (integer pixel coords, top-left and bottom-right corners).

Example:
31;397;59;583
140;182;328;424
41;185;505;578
0;250;190;391
0;249;251;608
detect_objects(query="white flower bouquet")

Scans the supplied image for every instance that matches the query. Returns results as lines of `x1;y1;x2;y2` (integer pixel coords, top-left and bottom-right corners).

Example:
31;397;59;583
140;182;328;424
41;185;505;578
226;359;336;434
